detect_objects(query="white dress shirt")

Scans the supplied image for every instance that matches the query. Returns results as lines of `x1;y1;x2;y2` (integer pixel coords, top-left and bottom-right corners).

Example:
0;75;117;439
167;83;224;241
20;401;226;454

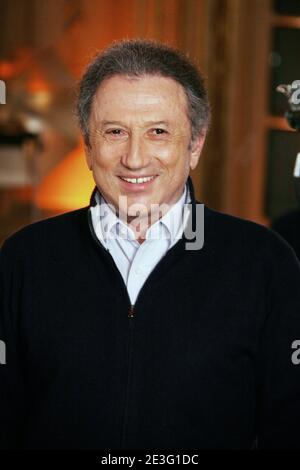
90;182;191;305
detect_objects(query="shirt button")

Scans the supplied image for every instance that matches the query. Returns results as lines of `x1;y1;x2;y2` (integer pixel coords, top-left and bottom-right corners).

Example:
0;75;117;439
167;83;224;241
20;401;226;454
135;267;143;275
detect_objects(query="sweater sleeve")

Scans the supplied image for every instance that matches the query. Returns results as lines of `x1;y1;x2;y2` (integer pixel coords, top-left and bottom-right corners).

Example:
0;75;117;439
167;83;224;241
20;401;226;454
256;244;300;449
0;239;26;449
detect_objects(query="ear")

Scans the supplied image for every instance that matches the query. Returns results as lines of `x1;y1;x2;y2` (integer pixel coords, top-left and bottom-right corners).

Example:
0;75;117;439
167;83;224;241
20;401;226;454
84;144;93;171
189;130;207;171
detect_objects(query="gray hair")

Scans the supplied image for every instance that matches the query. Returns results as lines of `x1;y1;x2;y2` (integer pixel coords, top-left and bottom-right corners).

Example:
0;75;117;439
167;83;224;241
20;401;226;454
77;38;211;147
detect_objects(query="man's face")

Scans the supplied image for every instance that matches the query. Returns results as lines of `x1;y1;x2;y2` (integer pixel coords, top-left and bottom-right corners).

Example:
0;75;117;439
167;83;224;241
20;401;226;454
86;74;206;222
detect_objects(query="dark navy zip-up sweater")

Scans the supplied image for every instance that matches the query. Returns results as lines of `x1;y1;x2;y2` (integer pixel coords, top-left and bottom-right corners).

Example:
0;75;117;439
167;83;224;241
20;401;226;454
1;176;300;449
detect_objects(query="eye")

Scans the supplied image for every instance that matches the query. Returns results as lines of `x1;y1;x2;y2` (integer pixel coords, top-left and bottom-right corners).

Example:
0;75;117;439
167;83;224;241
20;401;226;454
105;129;127;139
150;128;169;137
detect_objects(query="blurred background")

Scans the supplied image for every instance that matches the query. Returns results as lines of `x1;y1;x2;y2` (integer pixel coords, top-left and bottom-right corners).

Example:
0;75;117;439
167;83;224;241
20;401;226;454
1;0;300;245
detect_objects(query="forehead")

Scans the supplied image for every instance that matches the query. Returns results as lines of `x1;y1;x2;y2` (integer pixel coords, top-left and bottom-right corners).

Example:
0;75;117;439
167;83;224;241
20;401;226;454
90;74;189;122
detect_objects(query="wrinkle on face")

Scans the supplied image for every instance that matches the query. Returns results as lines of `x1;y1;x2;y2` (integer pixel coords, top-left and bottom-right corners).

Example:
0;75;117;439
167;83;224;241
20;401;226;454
85;74;206;238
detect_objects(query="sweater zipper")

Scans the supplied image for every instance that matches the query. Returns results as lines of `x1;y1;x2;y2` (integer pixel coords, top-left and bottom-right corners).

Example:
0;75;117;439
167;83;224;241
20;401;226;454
87;206;186;447
128;305;135;318
120;303;135;448
87;218;136;446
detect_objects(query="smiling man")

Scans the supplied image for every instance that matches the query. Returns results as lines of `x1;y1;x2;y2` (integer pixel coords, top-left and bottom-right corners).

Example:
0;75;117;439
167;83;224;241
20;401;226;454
85;73;205;242
79;41;208;248
1;39;300;450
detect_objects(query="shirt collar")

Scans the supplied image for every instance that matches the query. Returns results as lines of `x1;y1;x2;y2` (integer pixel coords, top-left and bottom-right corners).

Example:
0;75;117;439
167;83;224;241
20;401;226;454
92;181;191;246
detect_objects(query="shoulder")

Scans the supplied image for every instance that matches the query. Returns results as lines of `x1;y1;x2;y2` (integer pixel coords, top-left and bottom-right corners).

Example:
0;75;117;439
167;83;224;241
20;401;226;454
271;209;300;231
1;207;89;258
203;205;299;264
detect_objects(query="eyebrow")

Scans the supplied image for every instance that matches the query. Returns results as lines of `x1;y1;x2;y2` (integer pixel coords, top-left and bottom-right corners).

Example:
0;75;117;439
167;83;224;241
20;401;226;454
100;120;170;127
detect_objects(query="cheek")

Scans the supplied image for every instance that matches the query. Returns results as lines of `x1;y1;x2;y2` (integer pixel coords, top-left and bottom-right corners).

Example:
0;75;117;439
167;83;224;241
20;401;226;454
92;143;121;168
152;140;185;161
159;143;190;168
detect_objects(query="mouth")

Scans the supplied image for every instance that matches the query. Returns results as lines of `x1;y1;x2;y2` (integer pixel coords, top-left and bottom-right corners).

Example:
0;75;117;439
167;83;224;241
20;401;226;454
117;175;158;191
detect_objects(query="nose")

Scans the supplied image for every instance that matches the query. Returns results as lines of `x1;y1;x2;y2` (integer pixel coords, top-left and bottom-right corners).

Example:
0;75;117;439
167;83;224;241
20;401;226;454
121;133;151;169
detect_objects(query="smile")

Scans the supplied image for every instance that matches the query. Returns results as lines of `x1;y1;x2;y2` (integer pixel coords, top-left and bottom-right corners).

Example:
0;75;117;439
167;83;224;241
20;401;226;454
118;175;158;191
119;175;157;184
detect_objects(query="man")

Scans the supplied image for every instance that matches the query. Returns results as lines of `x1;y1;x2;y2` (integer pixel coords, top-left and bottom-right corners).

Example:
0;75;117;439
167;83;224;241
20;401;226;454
1;39;300;450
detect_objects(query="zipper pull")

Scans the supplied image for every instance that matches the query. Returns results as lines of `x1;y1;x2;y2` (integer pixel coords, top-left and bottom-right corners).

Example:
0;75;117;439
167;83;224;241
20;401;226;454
128;304;135;318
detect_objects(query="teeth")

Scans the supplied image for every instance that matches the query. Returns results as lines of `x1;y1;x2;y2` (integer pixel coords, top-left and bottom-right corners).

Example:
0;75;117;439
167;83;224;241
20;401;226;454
121;176;156;184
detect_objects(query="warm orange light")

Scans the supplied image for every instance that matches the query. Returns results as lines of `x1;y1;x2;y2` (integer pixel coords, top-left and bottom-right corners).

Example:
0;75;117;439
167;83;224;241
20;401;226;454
25;74;53;109
35;140;95;211
26;77;51;93
0;61;16;79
